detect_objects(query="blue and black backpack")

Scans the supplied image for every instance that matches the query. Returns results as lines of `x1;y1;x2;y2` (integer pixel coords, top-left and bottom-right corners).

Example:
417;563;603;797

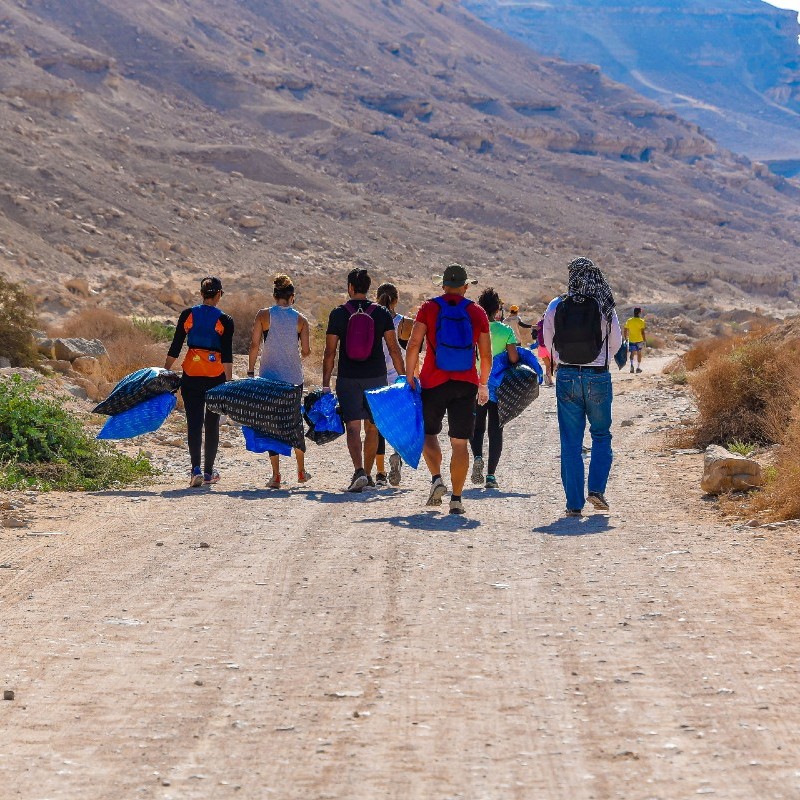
433;297;475;372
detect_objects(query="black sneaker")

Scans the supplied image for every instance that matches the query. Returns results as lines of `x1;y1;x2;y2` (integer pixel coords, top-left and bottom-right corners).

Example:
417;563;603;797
565;508;582;518
375;473;388;488
347;469;369;493
587;492;610;511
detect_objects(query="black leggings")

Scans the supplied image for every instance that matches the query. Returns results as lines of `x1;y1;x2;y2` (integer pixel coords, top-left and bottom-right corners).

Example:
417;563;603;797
377;434;386;457
181;376;224;473
470;401;503;475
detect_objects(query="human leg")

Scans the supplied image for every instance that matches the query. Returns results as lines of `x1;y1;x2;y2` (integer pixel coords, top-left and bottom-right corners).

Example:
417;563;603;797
181;382;205;472
376;433;386;476
486;401;503;476
345;419;364;471
364;420;379;475
471;402;487;459
585;372;613;497
449;438;469;497
203;407;220;475
555;370;588;511
268;454;281;486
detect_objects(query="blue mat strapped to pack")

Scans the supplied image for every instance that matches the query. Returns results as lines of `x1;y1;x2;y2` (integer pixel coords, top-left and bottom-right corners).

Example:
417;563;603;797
205;377;305;451
93;367;181;416
365;377;424;469
97;392;177;439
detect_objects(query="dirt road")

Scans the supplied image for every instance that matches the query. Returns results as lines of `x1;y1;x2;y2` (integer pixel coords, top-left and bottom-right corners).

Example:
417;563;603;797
3;361;800;799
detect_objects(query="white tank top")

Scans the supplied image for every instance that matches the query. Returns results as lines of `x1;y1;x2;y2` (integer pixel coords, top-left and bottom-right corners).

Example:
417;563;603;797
259;305;304;386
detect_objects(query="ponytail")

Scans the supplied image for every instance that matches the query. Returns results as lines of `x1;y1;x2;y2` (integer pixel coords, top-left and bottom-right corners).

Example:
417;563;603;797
376;282;398;310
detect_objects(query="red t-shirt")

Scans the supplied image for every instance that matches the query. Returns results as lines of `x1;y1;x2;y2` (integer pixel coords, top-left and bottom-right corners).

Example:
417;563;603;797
415;295;490;389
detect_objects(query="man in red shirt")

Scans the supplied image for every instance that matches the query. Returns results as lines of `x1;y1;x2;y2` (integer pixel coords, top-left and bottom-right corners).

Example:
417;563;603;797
405;264;492;515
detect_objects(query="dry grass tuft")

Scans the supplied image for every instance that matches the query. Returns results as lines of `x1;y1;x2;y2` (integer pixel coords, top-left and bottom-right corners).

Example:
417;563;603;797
52;308;164;381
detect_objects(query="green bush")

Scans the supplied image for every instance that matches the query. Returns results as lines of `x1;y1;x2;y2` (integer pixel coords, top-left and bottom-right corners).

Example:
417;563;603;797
0;376;154;490
132;317;175;343
0;276;37;366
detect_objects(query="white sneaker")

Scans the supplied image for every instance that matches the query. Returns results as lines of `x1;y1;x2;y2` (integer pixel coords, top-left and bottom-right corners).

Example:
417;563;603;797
426;477;448;506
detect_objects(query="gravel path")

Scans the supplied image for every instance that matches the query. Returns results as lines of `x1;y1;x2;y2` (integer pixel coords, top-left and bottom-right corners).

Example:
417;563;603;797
2;360;800;799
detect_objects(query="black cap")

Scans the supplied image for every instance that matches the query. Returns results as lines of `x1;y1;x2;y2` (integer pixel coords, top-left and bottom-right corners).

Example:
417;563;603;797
201;276;223;297
435;263;478;288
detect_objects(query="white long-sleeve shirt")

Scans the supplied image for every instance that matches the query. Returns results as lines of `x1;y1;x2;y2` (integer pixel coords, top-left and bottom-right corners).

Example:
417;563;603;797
542;296;623;368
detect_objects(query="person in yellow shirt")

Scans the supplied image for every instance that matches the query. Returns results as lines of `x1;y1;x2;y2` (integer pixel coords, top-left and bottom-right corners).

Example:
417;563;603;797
624;307;647;373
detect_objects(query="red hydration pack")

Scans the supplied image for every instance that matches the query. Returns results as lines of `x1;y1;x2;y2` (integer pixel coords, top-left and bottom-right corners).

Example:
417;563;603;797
344;301;377;361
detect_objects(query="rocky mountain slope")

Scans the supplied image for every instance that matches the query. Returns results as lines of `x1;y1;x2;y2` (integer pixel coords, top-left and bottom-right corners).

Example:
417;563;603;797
0;0;799;326
465;0;800;174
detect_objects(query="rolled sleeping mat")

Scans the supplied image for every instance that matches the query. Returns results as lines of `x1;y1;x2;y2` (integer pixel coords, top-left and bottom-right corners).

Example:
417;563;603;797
496;365;540;427
93;367;181;416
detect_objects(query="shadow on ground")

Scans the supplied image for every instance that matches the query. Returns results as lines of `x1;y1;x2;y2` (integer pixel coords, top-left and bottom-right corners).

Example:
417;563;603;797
356;512;481;532
534;514;613;536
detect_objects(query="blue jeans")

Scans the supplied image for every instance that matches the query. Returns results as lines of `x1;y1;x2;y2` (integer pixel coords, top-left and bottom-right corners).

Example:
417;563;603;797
555;367;613;510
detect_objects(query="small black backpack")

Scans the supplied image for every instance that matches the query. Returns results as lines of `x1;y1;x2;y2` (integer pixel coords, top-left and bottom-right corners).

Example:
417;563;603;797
553;294;605;364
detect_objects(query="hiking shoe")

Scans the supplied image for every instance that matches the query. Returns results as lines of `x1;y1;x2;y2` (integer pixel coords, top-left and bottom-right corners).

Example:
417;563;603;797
471;456;485;485
375;472;388;488
565;508;582;518
485;475;499;489
267;475;281;489
203;470;220;485
630;365;635;373
636;367;642;374
347;469;369;493
426;476;448;506
388;452;402;486
297;470;312;483
449;498;466;515
366;474;376;488
587;491;610;511
189;467;203;488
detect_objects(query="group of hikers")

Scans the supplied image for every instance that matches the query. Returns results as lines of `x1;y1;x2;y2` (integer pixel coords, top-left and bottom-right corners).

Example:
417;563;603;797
164;258;647;517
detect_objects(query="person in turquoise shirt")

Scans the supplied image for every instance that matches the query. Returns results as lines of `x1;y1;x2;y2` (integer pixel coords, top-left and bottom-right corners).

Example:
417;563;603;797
470;288;519;490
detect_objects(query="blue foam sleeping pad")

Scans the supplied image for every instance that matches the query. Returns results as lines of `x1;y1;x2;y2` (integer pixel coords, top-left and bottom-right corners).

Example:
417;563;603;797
97;393;177;439
488;346;543;402
365;378;424;469
241;427;293;456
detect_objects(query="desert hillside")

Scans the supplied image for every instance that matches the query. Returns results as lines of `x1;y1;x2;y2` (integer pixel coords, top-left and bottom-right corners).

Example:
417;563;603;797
0;0;799;325
465;0;800;172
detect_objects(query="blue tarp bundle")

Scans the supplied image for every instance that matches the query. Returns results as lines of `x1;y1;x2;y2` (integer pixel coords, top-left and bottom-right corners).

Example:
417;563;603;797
303;390;345;445
241;426;293;456
97;392;177;439
488;346;543;402
93;367;181;416
365;378;424;469
487;346;542;426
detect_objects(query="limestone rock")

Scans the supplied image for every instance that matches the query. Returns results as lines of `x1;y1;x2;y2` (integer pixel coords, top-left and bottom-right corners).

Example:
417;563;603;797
65;277;90;297
701;445;764;495
37;338;57;358
72;356;103;379
53;338;108;361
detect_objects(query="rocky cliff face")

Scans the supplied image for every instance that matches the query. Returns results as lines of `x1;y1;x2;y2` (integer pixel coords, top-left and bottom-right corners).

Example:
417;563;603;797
465;0;800;171
0;0;799;323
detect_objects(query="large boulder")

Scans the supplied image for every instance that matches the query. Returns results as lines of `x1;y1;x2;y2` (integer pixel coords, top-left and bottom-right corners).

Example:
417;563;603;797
53;338;108;361
701;445;764;495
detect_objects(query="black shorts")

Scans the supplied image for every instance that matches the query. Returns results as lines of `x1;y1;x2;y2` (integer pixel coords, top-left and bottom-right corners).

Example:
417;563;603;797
336;375;387;423
421;380;478;440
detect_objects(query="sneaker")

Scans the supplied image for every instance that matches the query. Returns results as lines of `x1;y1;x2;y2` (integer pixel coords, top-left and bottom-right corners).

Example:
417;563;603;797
426;476;448;506
449;498;466;515
485;475;499;489
471;456;485;485
587;491;610;511
630;365;635;373
365;474;376;488
636;367;642;374
565;508;582;518
297;470;312;483
189;467;203;488
267;474;281;489
347;469;369;493
388;452;402;487
203;470;220;485
375;473;388;488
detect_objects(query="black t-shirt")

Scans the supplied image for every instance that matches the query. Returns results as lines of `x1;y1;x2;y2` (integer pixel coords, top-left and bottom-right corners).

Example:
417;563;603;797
327;299;395;379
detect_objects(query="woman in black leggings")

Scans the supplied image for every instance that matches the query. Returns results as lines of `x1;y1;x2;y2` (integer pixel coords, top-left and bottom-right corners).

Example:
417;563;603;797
165;276;234;487
470;288;519;490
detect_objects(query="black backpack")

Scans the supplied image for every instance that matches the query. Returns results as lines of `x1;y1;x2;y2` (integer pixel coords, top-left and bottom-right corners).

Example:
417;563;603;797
553;294;605;364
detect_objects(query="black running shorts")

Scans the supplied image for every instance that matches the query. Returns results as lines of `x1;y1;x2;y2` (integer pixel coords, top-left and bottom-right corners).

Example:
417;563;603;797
336;374;387;423
421;380;479;440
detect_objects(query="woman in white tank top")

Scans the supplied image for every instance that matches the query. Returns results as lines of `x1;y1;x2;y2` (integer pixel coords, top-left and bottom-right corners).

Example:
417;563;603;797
248;274;312;488
375;283;414;487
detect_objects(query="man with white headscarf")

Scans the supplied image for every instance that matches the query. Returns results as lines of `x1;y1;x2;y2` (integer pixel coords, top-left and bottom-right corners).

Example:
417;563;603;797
542;257;623;517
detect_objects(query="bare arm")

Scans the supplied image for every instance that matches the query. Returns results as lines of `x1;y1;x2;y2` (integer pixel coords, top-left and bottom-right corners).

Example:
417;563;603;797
477;331;492;405
248;309;267;374
506;342;519;364
384;329;405;379
298;314;311;359
322;334;339;390
405;320;426;388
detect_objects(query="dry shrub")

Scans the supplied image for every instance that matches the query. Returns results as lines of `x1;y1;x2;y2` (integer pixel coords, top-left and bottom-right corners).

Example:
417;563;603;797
745;414;800;521
687;339;800;448
683;334;742;371
0;276;38;366
53;308;164;381
222;293;270;354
